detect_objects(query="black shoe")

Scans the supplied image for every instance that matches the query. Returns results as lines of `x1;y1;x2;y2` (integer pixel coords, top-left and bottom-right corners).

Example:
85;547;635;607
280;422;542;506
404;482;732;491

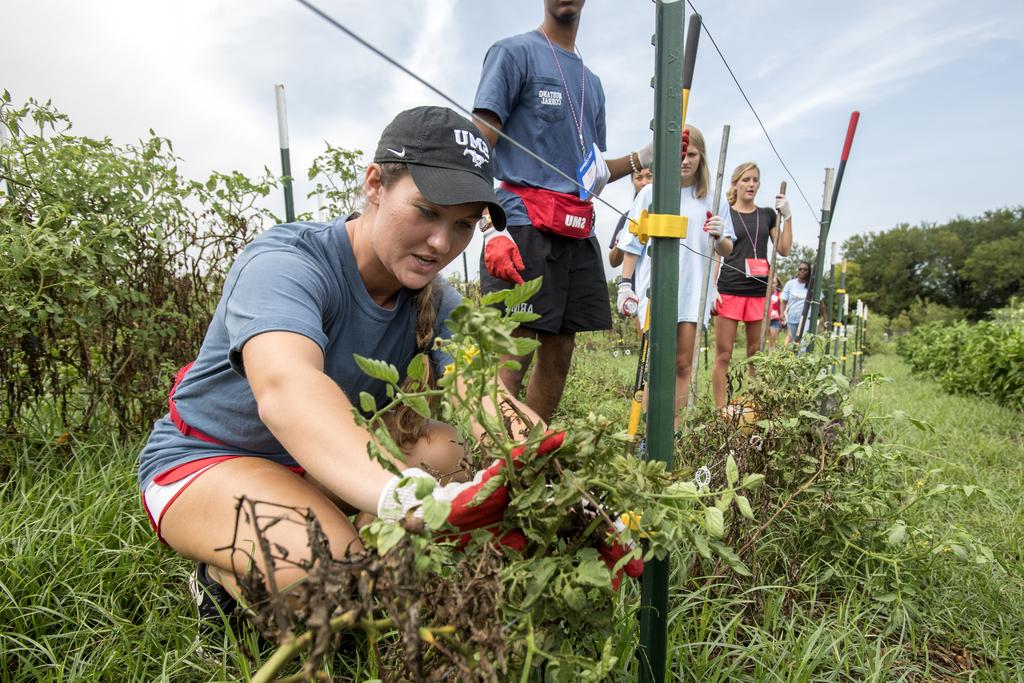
189;562;238;627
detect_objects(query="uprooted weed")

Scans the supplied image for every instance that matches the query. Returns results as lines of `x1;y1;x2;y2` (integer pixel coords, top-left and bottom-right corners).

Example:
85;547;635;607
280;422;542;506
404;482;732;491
231;498;507;682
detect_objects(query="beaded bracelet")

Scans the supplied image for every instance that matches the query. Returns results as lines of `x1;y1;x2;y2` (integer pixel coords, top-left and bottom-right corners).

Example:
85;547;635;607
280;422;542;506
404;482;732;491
629;151;640;175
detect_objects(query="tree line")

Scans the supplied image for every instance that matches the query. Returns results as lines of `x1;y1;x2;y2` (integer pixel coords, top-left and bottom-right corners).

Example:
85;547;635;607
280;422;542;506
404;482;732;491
842;207;1024;322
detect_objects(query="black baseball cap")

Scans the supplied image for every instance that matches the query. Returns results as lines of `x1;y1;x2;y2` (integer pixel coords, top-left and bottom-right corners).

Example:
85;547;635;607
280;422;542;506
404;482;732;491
373;106;506;229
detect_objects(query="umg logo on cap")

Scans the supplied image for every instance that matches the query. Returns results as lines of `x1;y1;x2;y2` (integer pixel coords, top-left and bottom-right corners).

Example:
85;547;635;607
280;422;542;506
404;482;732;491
454;129;490;168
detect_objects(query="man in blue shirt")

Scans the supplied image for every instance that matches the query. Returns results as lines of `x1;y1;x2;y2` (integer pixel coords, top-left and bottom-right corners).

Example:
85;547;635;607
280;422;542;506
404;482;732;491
473;0;652;421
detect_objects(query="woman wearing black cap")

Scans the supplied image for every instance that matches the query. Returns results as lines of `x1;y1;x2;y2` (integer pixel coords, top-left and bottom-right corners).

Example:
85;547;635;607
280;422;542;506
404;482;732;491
136;107;548;627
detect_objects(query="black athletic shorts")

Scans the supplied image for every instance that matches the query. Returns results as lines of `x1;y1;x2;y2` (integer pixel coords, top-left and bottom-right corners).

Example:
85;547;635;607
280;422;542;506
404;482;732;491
480;225;612;334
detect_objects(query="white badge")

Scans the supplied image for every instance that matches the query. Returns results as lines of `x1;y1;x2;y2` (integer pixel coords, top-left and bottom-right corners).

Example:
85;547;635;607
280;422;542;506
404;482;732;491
576;143;609;200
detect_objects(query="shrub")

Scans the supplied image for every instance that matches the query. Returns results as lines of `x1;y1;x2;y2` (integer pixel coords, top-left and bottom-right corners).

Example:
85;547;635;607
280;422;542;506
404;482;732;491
0;94;278;435
0;95;370;437
896;300;1024;410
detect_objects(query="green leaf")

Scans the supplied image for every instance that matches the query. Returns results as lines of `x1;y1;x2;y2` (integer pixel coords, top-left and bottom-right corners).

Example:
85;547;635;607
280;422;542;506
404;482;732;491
704;506;725;538
512;337;541;356
421;497;450;530
692;532;712;559
406;353;427;385
735;494;754;520
479;289;508;306
576;558;611;587
406;395;431;419
667;480;698;499
502;277;543;310
412;476;436;499
726;453;738;487
709;540;751;576
741;473;765;490
376;523;406;555
468;469;506;507
509;311;541;323
523;558;557;607
358;391;376;414
885;521;907;546
353;354;400;385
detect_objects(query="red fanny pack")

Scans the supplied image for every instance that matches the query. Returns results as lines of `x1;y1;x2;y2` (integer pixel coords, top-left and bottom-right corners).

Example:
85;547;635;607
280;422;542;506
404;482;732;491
501;182;594;239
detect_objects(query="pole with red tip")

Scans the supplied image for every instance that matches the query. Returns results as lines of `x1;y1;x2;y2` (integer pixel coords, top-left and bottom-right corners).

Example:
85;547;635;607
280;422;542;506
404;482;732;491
800;111;859;348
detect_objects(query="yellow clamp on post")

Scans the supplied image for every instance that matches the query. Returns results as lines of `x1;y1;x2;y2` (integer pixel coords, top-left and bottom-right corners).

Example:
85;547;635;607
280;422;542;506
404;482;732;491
836;288;847;294
628;209;688;245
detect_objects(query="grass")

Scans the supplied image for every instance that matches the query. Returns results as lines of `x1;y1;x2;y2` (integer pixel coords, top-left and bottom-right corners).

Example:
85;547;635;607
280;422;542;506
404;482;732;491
2;348;1023;681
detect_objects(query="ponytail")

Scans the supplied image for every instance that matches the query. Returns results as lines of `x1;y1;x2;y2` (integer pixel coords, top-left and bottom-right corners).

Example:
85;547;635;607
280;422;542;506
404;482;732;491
383;277;441;448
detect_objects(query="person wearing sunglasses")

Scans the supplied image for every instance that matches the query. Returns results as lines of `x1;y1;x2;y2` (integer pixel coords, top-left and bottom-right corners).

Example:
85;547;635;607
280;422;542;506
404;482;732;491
780;261;812;343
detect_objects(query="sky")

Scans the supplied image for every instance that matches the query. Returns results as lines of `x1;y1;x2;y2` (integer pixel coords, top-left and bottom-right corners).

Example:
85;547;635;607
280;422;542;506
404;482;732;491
4;0;1023;281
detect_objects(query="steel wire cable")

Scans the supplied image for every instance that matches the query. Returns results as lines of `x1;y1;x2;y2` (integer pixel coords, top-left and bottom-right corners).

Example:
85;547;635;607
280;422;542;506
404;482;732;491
292;0;772;286
685;0;819;221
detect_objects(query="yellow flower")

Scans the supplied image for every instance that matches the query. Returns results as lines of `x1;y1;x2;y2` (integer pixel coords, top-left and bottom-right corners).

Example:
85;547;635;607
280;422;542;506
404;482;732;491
620;510;651;539
621;511;643;531
461;344;479;366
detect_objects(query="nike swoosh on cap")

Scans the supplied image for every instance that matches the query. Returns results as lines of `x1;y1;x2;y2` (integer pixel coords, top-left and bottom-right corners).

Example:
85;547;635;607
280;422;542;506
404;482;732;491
386;147;406;157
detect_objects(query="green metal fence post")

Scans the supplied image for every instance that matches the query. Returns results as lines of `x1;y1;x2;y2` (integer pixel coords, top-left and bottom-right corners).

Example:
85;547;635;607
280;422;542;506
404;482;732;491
638;4;691;681
275;84;296;223
853;300;863;379
828;242;837;372
839;259;848;375
799;168;834;347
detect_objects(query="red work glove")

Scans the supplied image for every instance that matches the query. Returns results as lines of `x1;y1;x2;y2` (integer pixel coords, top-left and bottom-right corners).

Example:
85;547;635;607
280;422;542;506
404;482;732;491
702;210;724;238
594;519;645;591
578;501;645;591
489;527;528;554
377;431;566;532
483;227;525;284
596;540;645;591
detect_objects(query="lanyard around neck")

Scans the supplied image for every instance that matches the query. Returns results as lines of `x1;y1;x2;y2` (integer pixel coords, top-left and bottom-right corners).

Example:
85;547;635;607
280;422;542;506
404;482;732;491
539;28;586;155
736;208;760;259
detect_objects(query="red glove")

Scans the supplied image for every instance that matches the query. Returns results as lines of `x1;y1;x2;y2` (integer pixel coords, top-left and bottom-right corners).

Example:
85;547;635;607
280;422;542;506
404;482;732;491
483;228;525;284
489;527;528;554
377;431;566;533
595;522;645;591
680;128;690;160
445;431;564;530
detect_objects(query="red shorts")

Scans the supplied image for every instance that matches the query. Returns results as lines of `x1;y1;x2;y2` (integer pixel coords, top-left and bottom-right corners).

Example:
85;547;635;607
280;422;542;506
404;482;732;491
141;456;305;544
716;293;766;322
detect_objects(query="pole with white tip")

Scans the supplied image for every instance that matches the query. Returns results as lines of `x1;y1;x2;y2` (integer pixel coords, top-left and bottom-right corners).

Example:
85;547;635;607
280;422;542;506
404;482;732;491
275;84;296;223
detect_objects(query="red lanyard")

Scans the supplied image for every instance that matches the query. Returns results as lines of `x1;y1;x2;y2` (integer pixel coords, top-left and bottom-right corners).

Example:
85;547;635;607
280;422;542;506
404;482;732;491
539;28;586;155
736;208;760;259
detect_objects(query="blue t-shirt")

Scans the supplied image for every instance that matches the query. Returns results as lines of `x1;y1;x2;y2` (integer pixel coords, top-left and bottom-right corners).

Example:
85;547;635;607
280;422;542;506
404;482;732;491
137;216;459;489
781;277;809;324
474;30;607;229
